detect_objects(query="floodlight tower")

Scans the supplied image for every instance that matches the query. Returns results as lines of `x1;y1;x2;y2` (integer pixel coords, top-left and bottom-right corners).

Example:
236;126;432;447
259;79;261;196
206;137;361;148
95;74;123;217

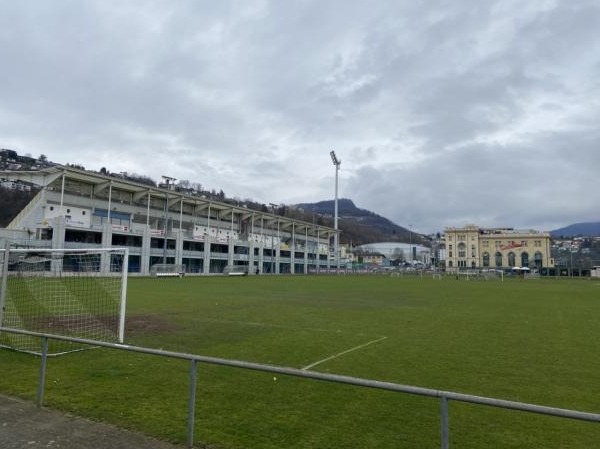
161;175;177;264
330;150;341;273
269;203;278;274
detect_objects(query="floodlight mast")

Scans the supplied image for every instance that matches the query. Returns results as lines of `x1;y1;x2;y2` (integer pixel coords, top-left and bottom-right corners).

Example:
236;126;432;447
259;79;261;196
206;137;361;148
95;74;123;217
269;203;278;274
161;175;177;264
330;150;341;274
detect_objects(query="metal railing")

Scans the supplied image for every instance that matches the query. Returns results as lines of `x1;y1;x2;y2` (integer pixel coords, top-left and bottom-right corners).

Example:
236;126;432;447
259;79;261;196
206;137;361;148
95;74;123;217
1;327;599;448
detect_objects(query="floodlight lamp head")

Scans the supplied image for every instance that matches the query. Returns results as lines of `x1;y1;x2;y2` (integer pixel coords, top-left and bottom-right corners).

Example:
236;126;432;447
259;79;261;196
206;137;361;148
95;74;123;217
161;175;177;184
330;150;340;167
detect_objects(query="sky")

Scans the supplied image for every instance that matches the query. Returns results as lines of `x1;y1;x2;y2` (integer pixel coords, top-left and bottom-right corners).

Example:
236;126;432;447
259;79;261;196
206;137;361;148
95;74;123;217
1;0;599;234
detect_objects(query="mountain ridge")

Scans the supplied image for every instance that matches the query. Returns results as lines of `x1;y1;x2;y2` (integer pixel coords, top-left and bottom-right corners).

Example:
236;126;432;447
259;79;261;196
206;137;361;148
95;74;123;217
550;222;600;238
294;199;427;246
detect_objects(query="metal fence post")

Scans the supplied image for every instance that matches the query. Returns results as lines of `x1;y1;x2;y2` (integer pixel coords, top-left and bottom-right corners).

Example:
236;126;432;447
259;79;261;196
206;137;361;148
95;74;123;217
37;336;49;407
0;242;11;326
188;359;198;447
441;396;449;449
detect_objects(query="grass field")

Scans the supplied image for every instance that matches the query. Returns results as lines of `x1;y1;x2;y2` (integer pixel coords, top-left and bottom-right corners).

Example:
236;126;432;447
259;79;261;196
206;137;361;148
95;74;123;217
1;275;599;448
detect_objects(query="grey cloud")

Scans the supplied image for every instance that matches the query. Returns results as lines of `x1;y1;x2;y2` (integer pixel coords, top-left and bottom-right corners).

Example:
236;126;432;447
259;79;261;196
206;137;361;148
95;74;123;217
1;0;599;234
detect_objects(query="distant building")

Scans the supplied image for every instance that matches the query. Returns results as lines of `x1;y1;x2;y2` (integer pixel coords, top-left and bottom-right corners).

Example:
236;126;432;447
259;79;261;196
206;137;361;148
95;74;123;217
0;178;34;192
444;225;554;270
354;242;431;264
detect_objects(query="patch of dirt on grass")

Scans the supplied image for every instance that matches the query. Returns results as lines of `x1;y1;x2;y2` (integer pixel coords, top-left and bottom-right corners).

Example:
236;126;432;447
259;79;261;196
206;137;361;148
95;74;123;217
125;314;179;336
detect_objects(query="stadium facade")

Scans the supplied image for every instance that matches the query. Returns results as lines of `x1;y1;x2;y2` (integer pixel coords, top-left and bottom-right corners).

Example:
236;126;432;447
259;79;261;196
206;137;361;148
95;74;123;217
445;225;554;270
0;166;338;275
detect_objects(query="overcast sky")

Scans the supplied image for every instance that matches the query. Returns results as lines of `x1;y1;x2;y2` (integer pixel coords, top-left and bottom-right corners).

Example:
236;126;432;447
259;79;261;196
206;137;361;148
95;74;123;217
1;1;599;234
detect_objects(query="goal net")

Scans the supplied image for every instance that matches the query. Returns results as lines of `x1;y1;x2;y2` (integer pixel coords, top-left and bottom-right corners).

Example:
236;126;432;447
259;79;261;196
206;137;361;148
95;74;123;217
454;269;504;281
149;263;185;277
0;247;128;356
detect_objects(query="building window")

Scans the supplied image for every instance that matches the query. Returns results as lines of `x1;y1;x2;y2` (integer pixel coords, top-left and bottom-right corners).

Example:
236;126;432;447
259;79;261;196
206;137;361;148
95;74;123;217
482;252;490;267
521;252;529;267
458;243;466;258
508;252;516;267
495;252;502;267
534;251;543;268
482;240;489;248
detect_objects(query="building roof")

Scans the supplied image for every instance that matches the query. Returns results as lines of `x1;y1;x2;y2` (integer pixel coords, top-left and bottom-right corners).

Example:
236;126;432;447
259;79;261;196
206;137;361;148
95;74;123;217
0;166;335;236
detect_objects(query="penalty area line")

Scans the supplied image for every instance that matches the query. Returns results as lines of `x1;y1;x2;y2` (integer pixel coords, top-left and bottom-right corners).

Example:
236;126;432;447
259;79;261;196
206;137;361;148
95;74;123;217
301;336;388;371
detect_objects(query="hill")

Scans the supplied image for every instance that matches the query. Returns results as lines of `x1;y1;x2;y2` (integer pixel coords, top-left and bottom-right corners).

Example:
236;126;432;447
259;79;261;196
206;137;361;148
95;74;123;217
294;199;426;246
550;222;600;238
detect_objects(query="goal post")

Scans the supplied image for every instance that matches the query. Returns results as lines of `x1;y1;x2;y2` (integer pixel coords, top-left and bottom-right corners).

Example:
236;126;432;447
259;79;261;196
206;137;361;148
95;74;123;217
0;246;128;356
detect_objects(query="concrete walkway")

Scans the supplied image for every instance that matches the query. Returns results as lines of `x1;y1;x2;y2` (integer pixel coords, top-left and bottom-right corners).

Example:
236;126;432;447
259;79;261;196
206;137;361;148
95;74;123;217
0;394;185;449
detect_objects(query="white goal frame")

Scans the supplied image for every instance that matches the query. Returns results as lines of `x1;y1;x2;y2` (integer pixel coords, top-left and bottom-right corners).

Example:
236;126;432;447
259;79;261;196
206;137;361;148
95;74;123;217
0;245;128;355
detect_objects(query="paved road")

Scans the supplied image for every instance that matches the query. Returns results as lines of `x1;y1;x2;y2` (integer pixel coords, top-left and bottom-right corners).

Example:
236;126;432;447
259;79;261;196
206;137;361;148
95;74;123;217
0;394;185;449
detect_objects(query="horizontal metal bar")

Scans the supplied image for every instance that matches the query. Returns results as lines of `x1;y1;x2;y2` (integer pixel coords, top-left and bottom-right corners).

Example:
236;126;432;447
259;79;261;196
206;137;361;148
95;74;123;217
2;326;599;424
2;248;121;254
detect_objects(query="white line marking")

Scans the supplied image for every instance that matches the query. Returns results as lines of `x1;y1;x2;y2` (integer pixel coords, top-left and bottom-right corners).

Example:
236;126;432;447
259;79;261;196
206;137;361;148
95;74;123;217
301;336;388;370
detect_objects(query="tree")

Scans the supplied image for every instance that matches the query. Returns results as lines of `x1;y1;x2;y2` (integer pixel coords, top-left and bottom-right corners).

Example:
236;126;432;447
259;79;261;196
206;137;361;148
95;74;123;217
0;186;40;227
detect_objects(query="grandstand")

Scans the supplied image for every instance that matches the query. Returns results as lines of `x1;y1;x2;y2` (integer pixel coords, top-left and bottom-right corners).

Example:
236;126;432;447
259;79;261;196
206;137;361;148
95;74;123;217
0;166;338;275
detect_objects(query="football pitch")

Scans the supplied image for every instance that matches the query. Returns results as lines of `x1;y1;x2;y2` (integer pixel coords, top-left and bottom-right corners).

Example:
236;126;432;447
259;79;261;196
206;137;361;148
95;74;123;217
1;275;599;448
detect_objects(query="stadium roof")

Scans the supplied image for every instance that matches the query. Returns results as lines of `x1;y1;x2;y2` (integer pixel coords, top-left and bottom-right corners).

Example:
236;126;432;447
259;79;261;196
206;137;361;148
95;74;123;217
0;166;335;235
